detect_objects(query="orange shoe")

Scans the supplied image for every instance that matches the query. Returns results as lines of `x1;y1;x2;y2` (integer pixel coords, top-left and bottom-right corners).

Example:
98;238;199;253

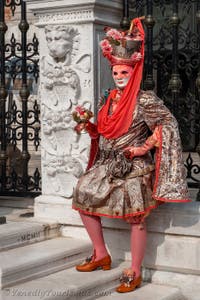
76;250;112;272
116;269;142;293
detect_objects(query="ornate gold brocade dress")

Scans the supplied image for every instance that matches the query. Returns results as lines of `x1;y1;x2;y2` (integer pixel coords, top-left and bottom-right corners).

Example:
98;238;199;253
72;90;190;223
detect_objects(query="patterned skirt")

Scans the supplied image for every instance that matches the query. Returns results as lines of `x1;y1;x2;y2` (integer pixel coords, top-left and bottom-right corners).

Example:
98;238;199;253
72;161;159;224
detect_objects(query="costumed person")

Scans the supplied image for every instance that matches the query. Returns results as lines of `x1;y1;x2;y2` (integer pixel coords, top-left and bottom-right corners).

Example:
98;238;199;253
72;17;190;293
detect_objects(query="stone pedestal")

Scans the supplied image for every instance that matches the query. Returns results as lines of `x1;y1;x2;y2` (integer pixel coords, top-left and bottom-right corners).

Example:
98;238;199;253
25;0;121;221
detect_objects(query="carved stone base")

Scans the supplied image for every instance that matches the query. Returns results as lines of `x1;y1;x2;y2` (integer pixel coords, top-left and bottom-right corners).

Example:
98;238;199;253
34;195;81;224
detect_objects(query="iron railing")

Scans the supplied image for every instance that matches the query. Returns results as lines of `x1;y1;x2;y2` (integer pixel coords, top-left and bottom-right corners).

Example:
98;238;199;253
125;0;200;200
0;0;40;196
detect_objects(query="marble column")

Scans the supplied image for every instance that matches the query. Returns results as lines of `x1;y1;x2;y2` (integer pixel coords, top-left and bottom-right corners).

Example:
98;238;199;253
24;0;122;222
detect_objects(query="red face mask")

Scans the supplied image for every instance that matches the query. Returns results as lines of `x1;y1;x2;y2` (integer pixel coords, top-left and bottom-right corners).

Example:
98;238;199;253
112;65;134;90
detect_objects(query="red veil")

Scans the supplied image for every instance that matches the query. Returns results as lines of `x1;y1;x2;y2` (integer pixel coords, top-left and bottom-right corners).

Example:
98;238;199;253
97;18;145;139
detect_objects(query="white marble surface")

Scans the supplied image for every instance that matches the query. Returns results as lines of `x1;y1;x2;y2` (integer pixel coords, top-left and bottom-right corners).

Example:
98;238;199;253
0;220;60;251
144;233;200;275
34;196;80;223
0;261;182;300
149;270;200;300
97;284;182;300
24;0;122;27
0;237;91;288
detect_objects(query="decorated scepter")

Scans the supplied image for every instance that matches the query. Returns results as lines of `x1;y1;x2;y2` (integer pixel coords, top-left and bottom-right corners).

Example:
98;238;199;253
72;106;94;134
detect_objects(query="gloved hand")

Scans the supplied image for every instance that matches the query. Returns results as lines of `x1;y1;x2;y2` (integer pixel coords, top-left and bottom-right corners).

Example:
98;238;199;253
123;141;154;159
74;122;86;134
123;126;160;159
74;121;99;139
85;121;99;139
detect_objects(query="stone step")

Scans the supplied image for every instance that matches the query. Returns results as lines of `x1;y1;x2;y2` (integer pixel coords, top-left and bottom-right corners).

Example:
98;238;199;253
0;207;34;220
0;260;127;300
62;222;200;276
0;196;34;209
147;269;200;300
0;261;182;300
0;220;60;251
0;237;91;289
97;284;182;300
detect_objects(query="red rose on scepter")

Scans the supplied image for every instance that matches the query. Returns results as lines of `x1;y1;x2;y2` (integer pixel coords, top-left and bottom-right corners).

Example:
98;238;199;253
72;105;94;134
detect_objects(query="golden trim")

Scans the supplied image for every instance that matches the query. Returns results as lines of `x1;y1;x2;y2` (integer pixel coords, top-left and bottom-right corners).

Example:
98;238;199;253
125;165;155;179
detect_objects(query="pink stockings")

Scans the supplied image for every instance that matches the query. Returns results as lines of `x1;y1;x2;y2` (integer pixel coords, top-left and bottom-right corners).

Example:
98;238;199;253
79;212;147;277
130;222;147;277
79;212;109;260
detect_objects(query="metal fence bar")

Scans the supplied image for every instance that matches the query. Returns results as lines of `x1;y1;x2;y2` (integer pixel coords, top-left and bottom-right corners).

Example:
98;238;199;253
19;0;30;190
144;0;155;90
0;0;8;191
194;1;200;200
196;1;200;94
121;0;130;29
169;0;182;115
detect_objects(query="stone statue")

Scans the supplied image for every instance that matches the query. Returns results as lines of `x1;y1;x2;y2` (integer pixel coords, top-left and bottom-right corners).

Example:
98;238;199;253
41;25;81;107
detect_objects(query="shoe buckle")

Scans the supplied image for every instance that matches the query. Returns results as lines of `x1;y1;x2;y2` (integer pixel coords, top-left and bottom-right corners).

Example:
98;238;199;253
85;255;93;263
120;273;135;287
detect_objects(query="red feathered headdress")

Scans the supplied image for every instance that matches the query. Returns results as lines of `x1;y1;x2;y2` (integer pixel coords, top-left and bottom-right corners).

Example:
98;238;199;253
98;18;145;139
